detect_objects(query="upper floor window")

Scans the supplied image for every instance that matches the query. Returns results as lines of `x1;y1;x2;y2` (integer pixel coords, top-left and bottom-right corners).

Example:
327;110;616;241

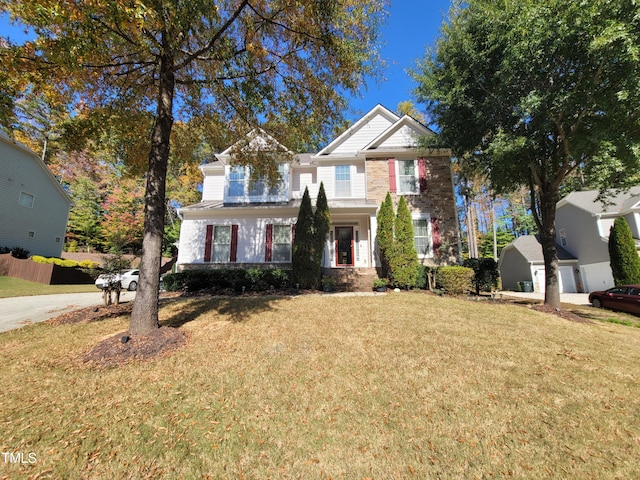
226;164;287;203
398;160;418;194
19;192;35;208
559;228;567;247
335;165;351;197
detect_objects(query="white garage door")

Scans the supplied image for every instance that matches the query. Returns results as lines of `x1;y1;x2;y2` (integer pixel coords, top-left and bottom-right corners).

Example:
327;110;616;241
531;266;577;293
581;263;614;292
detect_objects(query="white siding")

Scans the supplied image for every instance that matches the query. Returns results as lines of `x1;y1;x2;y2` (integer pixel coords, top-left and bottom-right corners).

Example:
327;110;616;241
352;164;366;199
0;137;70;257
375;125;420;149
598;217;615;238
331;115;394;154
318;166;335;199
291;169;318;199
202;174;225;201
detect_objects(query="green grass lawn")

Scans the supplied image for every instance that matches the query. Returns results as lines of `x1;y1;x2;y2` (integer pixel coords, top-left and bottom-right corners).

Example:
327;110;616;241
0;276;97;298
1;293;639;479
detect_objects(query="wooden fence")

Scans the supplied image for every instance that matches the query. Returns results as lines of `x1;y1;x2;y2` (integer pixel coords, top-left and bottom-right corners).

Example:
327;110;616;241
0;254;93;285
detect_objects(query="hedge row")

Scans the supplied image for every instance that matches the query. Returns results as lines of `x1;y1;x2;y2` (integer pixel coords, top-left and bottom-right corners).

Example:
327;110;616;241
163;268;293;293
31;255;100;269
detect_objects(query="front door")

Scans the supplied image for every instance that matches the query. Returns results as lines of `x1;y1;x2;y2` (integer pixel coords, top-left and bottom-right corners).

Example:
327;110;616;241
335;227;354;266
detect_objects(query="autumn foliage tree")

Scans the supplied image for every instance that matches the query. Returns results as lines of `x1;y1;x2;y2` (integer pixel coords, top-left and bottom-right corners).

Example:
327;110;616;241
1;0;386;336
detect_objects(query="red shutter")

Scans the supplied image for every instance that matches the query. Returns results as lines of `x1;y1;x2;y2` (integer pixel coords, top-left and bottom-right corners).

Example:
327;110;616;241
431;217;441;255
230;224;239;262
265;224;273;262
418;158;427;193
291;223;296;244
204;225;213;262
387;158;396;193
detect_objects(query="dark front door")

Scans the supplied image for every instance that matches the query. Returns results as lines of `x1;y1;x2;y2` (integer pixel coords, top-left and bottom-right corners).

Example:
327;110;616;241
335;227;354;266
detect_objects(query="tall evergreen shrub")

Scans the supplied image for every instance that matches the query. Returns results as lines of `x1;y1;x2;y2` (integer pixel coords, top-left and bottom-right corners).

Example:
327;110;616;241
390;196;419;288
608;217;640;285
292;187;317;288
313;182;331;270
376;192;395;279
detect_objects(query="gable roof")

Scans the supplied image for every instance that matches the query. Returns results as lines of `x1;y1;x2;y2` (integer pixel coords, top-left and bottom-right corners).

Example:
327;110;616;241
0;130;73;206
216;129;292;165
362;114;435;152
557;187;640;216
315;104;399;157
502;235;577;263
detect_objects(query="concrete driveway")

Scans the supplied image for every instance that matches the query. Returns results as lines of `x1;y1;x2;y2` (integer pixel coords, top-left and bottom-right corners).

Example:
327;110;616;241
500;291;592;306
0;291;136;333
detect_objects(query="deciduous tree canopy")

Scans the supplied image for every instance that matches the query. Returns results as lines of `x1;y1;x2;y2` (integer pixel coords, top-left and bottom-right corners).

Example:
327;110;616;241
414;0;640;308
1;0;386;334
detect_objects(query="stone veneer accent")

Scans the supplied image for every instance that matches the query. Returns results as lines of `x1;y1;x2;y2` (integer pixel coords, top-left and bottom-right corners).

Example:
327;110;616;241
366;152;459;265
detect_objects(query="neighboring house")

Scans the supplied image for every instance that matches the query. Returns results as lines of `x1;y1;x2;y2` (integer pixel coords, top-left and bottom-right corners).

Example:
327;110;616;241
499;187;640;293
498;235;579;293
0;130;72;257
177;105;460;276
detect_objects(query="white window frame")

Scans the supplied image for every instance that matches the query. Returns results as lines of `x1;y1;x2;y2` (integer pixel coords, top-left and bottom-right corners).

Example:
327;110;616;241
396;160;419;195
334;165;351;197
559;228;568;248
412;214;433;259
212;225;232;263
271;224;292;262
226;164;288;202
19;191;35;208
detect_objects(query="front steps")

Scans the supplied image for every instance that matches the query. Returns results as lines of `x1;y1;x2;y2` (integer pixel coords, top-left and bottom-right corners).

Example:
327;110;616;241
322;267;378;292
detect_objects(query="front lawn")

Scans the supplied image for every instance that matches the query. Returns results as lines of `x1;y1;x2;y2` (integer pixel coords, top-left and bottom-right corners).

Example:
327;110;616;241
1;293;639;478
0;276;97;298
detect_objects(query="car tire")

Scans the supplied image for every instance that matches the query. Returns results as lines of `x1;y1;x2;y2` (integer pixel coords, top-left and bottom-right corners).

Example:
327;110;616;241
128;281;138;291
591;298;602;308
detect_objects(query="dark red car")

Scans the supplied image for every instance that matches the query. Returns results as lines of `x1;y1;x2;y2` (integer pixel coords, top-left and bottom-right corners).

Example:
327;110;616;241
589;285;640;315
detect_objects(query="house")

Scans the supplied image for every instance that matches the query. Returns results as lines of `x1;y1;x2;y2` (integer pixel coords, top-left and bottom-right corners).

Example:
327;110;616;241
176;105;460;284
0;130;72;257
499;187;640;293
498;235;579;293
555;187;640;292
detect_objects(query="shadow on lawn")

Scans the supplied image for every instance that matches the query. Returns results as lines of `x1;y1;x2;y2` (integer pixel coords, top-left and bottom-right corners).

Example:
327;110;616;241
161;295;285;328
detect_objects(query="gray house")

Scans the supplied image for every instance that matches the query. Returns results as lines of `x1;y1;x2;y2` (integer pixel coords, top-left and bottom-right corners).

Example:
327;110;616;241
499;188;640;293
0;131;72;257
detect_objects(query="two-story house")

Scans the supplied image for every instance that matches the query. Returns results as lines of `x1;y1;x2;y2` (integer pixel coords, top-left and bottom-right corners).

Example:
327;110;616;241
176;105;460;280
0;130;72;258
499;187;640;293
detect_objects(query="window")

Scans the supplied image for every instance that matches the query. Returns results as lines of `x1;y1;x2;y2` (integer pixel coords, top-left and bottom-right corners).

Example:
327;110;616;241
55;237;61;243
272;225;292;262
28;231;36;238
19;192;35;208
335;165;351;197
559;229;567;247
228;166;245;197
212;226;231;263
398;160;418;194
413;218;431;257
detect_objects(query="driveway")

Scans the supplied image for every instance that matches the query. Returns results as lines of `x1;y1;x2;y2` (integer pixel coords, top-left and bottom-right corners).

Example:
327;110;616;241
0;291;136;333
500;291;591;306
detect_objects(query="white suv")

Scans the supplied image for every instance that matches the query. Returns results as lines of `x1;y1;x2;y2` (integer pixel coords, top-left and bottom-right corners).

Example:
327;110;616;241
95;269;139;291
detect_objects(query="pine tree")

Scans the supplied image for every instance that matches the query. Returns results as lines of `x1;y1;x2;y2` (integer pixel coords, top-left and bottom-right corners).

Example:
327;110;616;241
313;182;331;270
391;196;419;288
292;187;317;289
608;217;640;286
376;192;395;279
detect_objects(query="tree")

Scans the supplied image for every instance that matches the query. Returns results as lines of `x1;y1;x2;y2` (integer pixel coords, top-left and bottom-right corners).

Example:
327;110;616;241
2;1;386;335
376;192;394;279
313;181;331;270
66;176;103;252
390;196;419;288
292;187;316;289
414;0;640;309
608;217;640;286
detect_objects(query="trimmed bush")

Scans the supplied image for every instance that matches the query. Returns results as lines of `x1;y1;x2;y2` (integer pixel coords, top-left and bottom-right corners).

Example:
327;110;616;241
463;258;499;294
608;217;640;286
436;266;475;295
163;269;293;293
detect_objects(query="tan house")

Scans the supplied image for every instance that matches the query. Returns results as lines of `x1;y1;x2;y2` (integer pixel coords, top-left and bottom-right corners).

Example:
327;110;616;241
176;105;460;283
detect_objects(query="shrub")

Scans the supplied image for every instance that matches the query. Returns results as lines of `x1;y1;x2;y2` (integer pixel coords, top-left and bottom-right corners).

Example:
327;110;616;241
390;197;419;289
608;217;640;286
376;192;395;279
292;187;318;289
163;269;293;293
10;247;30;259
79;260;100;269
463;258;499;294
436;266;475;295
31;255;49;264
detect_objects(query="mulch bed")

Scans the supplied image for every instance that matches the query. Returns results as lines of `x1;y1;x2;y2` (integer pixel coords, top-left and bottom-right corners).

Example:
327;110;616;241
530;304;592;324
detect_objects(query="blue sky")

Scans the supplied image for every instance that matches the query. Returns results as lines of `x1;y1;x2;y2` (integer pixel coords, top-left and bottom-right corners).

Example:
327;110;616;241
346;1;452;122
0;2;453;123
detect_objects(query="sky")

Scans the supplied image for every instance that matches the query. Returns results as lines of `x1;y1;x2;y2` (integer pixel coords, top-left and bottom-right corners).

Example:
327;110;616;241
346;1;452;122
0;1;453;123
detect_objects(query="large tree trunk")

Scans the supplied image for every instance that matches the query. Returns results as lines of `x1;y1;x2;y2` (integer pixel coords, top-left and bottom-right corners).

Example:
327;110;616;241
538;187;561;310
129;47;175;336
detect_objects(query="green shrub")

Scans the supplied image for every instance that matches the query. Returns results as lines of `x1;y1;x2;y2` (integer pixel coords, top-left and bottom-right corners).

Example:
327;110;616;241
163;269;293;293
31;255;49;264
463;258;499;294
608;217;640;286
436;266;475;295
79;260;100;269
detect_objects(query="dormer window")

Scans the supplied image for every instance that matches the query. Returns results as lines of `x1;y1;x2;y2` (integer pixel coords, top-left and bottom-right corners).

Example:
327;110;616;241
224;163;288;203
